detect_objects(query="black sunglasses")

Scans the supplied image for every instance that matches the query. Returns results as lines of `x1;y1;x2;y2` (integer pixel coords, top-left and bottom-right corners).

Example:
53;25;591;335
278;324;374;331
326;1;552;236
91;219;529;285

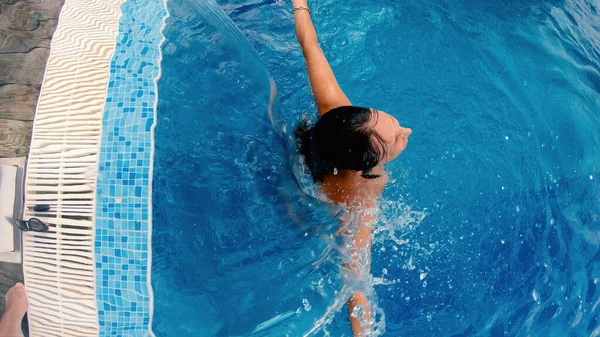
28;205;51;212
13;218;49;232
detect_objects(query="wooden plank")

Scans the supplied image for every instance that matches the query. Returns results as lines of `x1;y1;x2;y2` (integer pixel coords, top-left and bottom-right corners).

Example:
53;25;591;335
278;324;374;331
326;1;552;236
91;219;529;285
0;0;65;159
0;119;32;157
0;20;55;53
0;1;63;32
0;84;39;121
0;47;50;86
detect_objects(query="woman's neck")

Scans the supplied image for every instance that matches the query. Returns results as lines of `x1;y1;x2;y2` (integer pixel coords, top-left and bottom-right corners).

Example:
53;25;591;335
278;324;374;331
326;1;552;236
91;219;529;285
320;165;388;207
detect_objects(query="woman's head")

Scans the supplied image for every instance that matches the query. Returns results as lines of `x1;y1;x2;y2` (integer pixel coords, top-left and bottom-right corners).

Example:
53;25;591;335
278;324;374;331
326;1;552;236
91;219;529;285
296;106;411;182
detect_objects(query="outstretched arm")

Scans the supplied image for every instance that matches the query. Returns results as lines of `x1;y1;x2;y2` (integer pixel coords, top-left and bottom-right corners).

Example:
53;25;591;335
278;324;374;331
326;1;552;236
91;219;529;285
292;0;350;115
345;211;374;336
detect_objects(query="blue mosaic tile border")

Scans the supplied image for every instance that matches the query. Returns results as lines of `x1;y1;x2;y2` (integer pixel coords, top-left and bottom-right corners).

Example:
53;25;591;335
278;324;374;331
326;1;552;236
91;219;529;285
95;0;168;336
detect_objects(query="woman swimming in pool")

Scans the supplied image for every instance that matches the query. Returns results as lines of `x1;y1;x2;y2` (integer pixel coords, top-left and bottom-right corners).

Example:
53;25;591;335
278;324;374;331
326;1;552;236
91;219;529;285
291;0;412;335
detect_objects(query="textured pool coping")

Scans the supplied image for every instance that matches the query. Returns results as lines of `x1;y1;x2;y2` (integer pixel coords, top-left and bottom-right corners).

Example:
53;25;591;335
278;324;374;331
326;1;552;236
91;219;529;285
22;0;125;336
94;0;168;336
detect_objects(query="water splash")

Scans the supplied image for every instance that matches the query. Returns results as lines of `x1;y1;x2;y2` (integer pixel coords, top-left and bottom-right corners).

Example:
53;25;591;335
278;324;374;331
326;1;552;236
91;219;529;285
373;198;427;247
302;198;425;336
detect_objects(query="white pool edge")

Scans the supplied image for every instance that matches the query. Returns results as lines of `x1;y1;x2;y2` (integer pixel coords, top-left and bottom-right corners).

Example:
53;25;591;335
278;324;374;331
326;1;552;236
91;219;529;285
22;0;125;335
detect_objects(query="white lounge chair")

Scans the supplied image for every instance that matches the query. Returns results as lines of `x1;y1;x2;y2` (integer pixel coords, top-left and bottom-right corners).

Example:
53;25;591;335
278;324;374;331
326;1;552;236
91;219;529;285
0;163;24;263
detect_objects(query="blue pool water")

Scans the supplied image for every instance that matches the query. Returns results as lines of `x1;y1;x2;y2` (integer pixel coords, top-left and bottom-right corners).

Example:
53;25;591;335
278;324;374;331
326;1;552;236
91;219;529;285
151;0;600;336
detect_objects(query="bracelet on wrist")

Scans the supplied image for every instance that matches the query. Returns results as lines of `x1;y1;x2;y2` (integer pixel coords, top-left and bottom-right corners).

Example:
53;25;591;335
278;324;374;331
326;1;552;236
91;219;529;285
293;5;310;12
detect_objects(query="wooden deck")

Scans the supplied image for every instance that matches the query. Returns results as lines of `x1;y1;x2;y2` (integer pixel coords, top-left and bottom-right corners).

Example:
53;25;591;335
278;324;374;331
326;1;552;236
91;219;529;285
0;0;64;158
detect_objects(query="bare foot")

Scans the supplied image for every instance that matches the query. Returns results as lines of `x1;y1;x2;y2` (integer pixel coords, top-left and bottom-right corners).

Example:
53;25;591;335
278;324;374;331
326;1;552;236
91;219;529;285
0;283;28;337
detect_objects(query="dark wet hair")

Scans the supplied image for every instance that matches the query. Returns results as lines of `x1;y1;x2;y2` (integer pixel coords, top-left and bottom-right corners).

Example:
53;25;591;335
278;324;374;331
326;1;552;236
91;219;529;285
295;106;387;182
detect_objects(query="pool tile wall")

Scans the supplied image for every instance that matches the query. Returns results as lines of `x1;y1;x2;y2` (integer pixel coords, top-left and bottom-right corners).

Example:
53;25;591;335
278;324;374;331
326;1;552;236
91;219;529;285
95;0;168;335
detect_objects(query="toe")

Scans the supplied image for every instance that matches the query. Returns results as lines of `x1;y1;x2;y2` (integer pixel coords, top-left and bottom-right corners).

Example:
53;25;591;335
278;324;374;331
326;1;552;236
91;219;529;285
5;283;28;316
